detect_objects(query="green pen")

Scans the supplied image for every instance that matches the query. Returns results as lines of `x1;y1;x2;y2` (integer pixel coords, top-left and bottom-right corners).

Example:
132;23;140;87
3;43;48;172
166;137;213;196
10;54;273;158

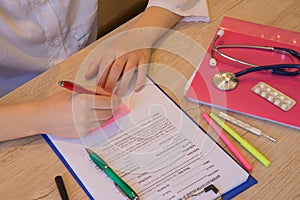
86;148;140;200
209;113;271;167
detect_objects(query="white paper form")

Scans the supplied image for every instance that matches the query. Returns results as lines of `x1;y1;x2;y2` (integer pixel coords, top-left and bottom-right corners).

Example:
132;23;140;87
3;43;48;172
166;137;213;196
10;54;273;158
46;78;249;200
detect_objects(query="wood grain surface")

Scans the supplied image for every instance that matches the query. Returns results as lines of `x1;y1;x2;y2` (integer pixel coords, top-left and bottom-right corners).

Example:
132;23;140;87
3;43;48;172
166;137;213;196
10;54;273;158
0;1;299;199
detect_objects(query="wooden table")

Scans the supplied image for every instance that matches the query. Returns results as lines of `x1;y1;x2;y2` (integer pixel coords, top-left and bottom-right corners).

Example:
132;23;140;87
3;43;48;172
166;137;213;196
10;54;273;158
1;0;299;199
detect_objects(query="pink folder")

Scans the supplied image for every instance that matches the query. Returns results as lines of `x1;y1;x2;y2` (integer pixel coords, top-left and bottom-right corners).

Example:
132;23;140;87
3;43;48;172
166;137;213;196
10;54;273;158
185;17;300;129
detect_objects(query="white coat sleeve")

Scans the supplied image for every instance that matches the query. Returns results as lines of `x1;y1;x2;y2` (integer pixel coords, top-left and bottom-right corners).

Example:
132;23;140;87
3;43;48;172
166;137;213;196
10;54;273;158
147;0;210;22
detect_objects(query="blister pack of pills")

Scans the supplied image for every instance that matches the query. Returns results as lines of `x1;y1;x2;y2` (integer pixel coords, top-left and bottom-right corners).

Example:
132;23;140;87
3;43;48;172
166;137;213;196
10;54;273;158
251;82;296;111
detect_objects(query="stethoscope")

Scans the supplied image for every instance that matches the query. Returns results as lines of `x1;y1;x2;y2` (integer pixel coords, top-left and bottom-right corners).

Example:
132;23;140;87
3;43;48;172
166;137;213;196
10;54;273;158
210;29;300;91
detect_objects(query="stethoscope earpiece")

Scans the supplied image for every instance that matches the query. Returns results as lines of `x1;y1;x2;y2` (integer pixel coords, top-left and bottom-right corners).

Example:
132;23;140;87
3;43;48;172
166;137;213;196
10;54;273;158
209;58;217;66
209;29;224;67
217;29;225;37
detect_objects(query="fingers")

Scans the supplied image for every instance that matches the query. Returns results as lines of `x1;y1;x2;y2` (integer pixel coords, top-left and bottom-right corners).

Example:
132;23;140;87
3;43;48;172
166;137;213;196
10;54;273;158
85;50;116;86
116;68;135;96
80;85;112;97
99;52;137;94
73;93;116;113
135;51;150;92
97;65;111;88
103;57;128;92
93;108;113;121
93;95;117;109
113;55;138;96
135;65;148;92
85;51;104;79
112;50;150;96
86;48;150;96
77;108;113;130
72;94;121;136
95;86;112;96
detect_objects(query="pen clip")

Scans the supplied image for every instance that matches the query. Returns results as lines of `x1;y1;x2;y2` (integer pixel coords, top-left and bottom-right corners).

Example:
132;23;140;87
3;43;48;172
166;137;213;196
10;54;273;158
114;183;130;200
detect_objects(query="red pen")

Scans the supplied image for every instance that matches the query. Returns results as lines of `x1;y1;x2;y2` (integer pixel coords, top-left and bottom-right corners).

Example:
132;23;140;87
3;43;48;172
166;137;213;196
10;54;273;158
202;112;253;172
58;80;107;96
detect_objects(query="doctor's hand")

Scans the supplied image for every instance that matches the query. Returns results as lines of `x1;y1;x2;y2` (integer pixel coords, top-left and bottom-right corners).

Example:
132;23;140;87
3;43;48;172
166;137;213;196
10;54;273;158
84;6;183;96
85;39;152;96
85;6;183;96
37;89;118;138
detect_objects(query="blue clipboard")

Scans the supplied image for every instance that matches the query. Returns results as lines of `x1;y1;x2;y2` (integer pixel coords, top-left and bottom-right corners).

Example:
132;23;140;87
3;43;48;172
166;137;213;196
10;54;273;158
222;175;257;199
43;77;257;199
42;134;95;200
43;133;257;200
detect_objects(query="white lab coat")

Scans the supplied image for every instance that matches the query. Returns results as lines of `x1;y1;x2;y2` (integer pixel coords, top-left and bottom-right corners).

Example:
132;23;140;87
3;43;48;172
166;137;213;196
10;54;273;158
0;0;209;96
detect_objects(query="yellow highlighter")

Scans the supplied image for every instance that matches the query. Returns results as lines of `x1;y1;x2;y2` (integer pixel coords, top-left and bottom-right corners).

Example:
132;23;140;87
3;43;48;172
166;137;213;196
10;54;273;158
210;112;271;167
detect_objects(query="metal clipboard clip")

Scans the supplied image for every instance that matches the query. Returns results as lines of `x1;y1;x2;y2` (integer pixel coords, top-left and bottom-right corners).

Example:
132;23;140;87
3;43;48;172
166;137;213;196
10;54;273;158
184;184;223;200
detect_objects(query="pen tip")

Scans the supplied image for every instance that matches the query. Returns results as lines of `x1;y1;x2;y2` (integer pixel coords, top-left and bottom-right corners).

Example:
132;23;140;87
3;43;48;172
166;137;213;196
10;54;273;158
85;148;92;154
58;81;64;86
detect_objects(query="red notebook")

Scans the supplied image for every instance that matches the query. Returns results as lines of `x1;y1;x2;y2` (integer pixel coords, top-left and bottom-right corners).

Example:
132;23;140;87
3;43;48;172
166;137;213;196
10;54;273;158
185;17;300;129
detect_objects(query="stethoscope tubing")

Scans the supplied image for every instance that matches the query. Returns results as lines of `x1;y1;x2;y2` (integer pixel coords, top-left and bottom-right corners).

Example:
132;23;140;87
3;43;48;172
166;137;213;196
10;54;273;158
234;63;300;77
210;31;300;76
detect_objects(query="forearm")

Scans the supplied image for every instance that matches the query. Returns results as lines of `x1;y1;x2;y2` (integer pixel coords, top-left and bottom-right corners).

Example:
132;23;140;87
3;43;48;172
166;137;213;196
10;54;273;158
0;102;43;141
128;6;183;45
131;6;182;29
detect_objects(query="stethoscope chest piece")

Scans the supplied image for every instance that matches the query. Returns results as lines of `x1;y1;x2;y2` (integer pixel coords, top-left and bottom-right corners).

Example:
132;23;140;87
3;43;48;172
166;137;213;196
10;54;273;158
212;72;239;91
